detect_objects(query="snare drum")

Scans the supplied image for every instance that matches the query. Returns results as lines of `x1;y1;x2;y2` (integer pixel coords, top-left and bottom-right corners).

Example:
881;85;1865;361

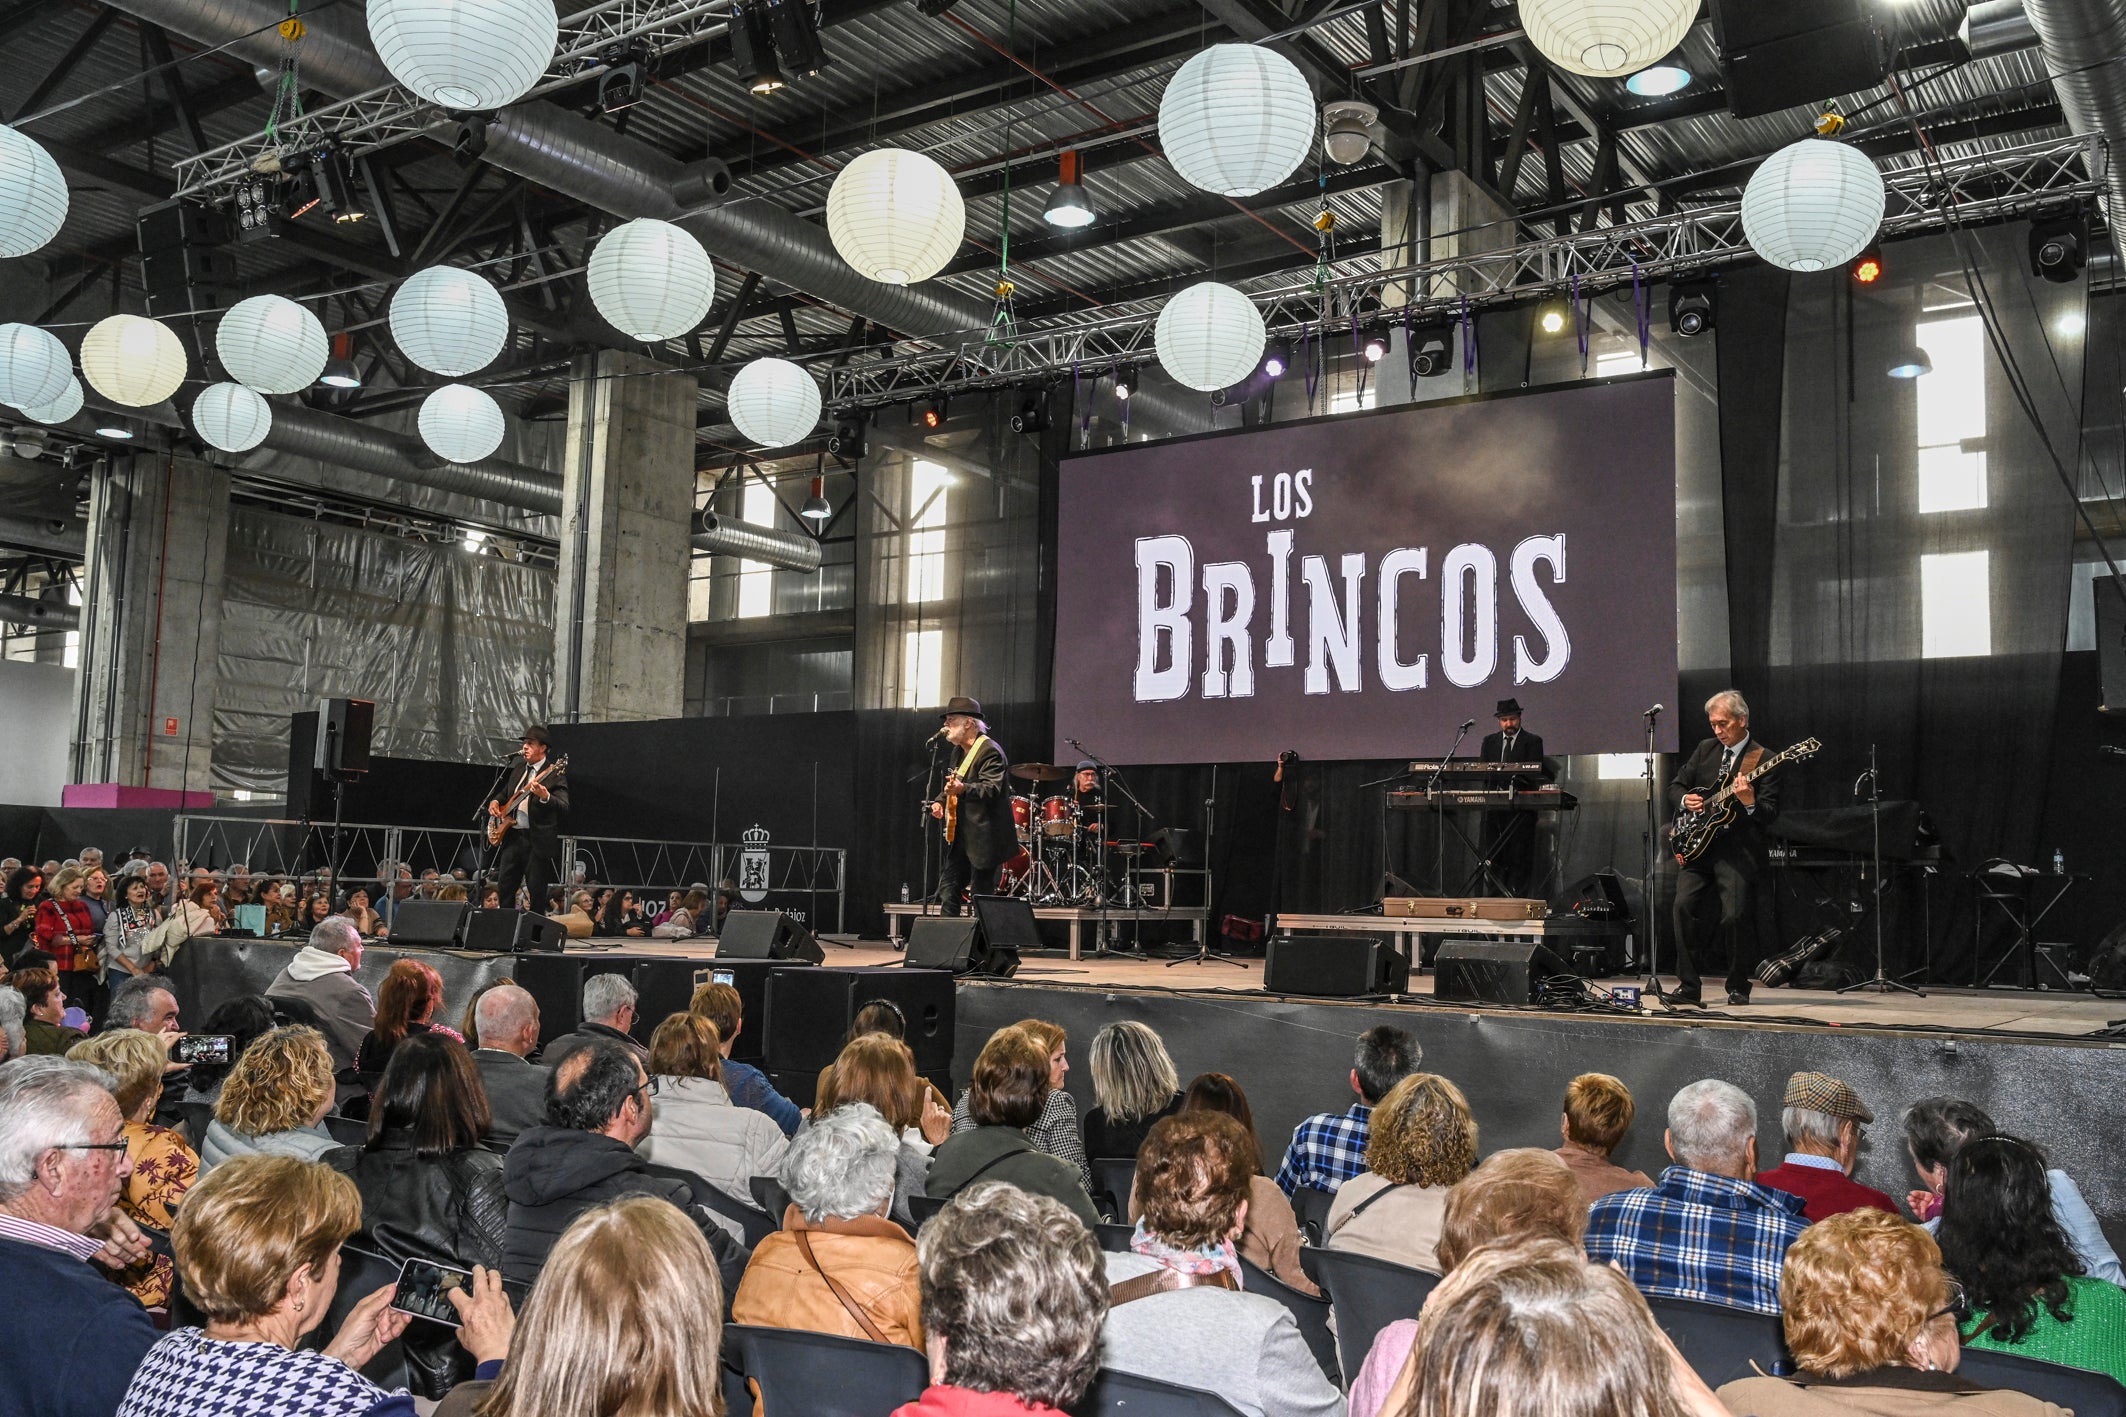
1038;795;1079;838
1011;795;1035;845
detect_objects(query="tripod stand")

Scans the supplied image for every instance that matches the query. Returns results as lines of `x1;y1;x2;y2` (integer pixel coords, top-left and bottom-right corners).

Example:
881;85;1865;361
1840;743;1923;997
1638;706;1670;1003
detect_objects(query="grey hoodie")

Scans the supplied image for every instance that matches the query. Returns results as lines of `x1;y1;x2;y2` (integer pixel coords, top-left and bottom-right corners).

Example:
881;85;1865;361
265;946;374;1070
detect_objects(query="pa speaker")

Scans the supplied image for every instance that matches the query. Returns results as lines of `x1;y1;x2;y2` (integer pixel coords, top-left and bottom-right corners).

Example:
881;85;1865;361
905;915;983;973
314;697;375;780
389;900;471;947
1263;933;1409;997
1708;0;1885;119
1433;939;1576;1006
511;954;638;1050
764;966;955;1075
718;909;825;963
968;896;1035;978
465;908;567;954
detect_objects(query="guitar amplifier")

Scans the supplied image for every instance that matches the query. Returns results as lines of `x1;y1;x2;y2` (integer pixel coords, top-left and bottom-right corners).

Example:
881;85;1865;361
1384;897;1548;921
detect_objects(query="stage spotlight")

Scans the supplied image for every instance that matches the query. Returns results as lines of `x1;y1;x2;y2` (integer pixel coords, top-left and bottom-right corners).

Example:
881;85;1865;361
1043;150;1096;229
828;409;867;458
763;0;827;78
730;1;786;93
1887;345;1933;378
799;474;831;528
316;148;366;224
1360;322;1388;363
597;48;651;111
2029;217;2085;284
233;176;280;242
318;332;362;389
1668;281;1716;338
1262;339;1292;378
1849;245;1884;285
1409;322;1453;378
1113;363;1137;401
1625;61;1691;96
1010;384;1051;434
920;394;947;429
286;161;323;220
1539;306;1565;335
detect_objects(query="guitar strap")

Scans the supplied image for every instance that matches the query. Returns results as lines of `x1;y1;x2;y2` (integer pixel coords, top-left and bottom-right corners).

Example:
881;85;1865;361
953;735;990;780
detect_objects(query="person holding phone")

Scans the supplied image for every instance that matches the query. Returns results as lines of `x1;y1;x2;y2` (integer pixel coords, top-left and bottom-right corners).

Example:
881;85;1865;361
66;1028;200;1308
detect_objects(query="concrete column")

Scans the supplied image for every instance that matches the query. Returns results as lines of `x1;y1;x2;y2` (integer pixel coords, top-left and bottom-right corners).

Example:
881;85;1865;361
71;451;231;791
553;350;696;723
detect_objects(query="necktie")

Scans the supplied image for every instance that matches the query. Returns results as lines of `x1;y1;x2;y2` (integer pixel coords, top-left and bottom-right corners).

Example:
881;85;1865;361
1720;748;1737;784
1504;732;1516;758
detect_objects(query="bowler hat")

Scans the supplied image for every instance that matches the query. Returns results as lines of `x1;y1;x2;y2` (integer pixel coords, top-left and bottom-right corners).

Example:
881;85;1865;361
939;696;984;720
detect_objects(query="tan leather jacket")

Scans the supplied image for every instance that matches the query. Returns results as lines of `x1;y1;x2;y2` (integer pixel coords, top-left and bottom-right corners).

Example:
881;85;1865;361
731;1206;924;1350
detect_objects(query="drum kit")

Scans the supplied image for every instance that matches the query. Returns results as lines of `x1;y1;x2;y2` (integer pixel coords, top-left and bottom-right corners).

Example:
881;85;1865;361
994;762;1141;906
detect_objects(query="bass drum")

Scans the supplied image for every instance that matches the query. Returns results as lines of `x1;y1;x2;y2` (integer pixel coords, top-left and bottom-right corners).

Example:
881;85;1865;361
996;848;1034;895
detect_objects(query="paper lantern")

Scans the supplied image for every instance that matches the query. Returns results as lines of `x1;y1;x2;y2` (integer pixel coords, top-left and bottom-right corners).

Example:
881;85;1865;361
826;149;966;285
0;124;67;258
1157;45;1315;197
18;374;82;425
587;219;716;341
1741;137;1886;274
191;382;272;452
1520;0;1697;78
419;383;505;463
1155;281;1265;392
81;314;188;407
367;0;558;111
0;323;71;410
216;294;328;394
726;357;821;448
390;265;509;376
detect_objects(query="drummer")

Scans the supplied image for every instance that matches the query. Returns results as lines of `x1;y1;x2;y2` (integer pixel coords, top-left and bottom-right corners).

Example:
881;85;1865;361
1071;759;1104;836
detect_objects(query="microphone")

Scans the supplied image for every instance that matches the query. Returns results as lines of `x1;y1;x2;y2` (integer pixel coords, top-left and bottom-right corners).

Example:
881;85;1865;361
1643;703;1665;718
497;750;521;761
925;726;947;744
1459;718;1476;731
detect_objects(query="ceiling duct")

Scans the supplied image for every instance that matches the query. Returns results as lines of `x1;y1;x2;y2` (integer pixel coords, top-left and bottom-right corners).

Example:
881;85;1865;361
0;594;81;632
2022;0;2126;236
690;507;822;573
1961;1;2040;59
0;515;88;560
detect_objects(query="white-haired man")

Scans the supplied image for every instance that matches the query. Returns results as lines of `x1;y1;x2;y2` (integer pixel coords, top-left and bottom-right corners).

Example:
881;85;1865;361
263;917;375;1071
1666;689;1784;1007
539;971;645;1069
472;983;552;1147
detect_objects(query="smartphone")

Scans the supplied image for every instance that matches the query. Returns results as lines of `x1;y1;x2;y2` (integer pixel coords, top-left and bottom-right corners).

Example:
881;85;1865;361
710;968;735;987
390;1258;473;1327
172;1035;233;1066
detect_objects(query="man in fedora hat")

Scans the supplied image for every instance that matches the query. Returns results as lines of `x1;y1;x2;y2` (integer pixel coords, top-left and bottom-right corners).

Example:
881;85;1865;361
1477;697;1550;896
490;724;569;916
928;697;1016;915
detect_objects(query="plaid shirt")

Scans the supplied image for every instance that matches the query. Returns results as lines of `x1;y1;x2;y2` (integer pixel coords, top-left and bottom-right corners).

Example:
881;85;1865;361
1274;1102;1372;1196
1584;1166;1809;1315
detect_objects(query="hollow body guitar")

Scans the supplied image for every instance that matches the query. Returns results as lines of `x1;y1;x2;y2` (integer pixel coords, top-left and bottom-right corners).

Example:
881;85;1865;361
1666;738;1821;865
487;753;568;847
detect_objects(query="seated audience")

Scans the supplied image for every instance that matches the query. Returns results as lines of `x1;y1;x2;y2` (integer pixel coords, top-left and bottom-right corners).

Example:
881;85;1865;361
265;919;376;1072
103;874;165;981
66;1028;199;1308
0;1057;161;1417
1325;1071;1478;1273
17;966;85;1054
637;1012;789;1228
1757;1072;1898;1222
1722;1208;2068;1417
1585;1078;1809;1315
950;1018;1088;1191
340;887;383;938
819;1033;948;1225
469;985;551;1148
182;995;278;1105
1163;1072;1317;1295
539;973;645;1069
1083;1019;1184;1161
1555;1071;1656;1203
34;866;102;1021
927;1026;1100;1228
891;1182;1108;1417
652;887;708;938
1102;1111;1341;1417
259;879;296;936
733;1102;922;1351
105;974;181;1036
202;1025;340;1169
688;981;803;1135
356;959;446;1080
814;998;952;1121
549;889;597;936
117;1153;511;1417
594;890;647;938
1274;1024;1422;1196
1937;1135;2126;1383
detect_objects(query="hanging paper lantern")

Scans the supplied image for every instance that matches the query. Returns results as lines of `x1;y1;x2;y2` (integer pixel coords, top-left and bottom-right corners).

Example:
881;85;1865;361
390;265;509;376
216;294;328;394
81;314;188;407
366;0;559;112
587;219;717;341
191;382;272;452
1155;281;1265;392
419;383;505;463
18;374;83;425
0;124;68;258
1157;45;1316;197
826;149;966;286
1519;0;1698;78
726;357;822;448
1741;137;1886;273
0;323;72;409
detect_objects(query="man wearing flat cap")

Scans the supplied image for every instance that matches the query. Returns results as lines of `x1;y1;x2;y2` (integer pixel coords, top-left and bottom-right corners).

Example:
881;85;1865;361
929;697;1016;915
490;724;569;916
1476;696;1550;896
1755;1071;1897;1222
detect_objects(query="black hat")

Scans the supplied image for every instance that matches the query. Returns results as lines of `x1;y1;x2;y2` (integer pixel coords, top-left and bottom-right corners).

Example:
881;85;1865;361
1075;758;1098;773
521;724;552;745
939;696;984;720
1494;698;1522;717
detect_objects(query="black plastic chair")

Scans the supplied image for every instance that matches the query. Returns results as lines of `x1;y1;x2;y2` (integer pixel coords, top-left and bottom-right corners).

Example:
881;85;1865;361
1071;1368;1247;1416
750;1174;794;1221
1094;1222;1136;1253
1299;1244;1439;1384
1641;1293;1790;1387
323;1113;369;1147
722;1323;928;1417
1956;1346;2126;1417
1290;1185;1334;1246
696;1184;780;1251
1237;1256;1338;1383
907;1193;949;1228
1090;1157;1137;1222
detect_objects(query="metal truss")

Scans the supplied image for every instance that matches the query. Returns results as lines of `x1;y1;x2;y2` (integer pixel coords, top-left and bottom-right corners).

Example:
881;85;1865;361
827;135;2107;408
171;0;732;198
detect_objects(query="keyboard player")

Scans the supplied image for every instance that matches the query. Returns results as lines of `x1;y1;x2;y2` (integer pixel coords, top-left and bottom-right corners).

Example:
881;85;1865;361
1477;697;1551;896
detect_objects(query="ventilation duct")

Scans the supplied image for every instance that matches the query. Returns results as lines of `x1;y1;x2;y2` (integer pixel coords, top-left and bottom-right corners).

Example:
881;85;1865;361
2022;0;2126;236
0;594;80;631
1960;1;2039;59
690;507;823;573
0;514;88;560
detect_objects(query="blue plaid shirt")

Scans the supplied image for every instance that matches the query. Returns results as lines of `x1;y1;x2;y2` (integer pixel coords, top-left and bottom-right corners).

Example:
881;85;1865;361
1274;1102;1372;1196
1585;1166;1809;1315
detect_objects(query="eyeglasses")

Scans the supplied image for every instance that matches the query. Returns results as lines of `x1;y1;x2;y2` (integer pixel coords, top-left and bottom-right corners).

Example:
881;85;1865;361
631;1076;661;1102
55;1139;129;1155
1929;1280;1968;1323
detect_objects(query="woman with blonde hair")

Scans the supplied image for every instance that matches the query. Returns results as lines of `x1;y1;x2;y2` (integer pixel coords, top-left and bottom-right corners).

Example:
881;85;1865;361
202;1025;340;1169
1325;1072;1479;1273
1083;1020;1183;1161
68;1027;200;1307
949;1018;1088;1191
637;1011;789;1231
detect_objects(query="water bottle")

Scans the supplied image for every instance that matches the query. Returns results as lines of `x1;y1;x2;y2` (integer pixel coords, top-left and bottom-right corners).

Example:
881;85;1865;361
899;882;911;903
2052;848;2065;876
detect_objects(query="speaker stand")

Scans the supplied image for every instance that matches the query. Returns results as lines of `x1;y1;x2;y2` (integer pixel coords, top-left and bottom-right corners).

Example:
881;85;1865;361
1164;932;1245;968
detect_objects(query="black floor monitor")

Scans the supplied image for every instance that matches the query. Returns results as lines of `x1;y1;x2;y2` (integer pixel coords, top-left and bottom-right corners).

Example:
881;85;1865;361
968;896;1035;978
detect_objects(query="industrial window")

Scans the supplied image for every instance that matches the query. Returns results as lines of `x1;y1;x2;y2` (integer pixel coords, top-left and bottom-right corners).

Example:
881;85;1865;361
1920;550;1991;658
907;459;949;604
1598;753;1649;780
903;627;943;709
1915;316;1987;513
735;479;777;619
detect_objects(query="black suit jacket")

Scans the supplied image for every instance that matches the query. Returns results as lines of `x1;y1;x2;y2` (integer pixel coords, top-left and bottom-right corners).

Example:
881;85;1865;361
492;757;569;835
1479;729;1550;784
944;736;1019;870
1667;735;1783;870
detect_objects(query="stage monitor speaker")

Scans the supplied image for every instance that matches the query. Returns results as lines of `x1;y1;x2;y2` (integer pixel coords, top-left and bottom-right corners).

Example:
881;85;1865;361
465;908;567;954
688;957;807;1063
629;959;719;1045
1708;0;1885;118
1263;933;1409;997
904;915;983;973
2097;575;2126;714
968;896;1035;978
314;697;375;780
763;966;955;1075
1433;939;1577;1006
389;900;471;948
717;909;825;963
511;954;639;1050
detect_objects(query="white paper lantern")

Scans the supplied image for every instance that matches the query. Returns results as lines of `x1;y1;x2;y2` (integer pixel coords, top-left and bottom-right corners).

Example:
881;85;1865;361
726;357;822;448
81;314;188;407
0;124;68;258
216;294;328;394
391;265;509;376
367;0;558;111
1741;137;1886;273
1155;281;1265;392
419;383;505;463
0;323;71;410
1158;45;1316;197
826;149;966;286
191;382;273;453
1520;0;1698;78
587;219;716;341
18;374;82;425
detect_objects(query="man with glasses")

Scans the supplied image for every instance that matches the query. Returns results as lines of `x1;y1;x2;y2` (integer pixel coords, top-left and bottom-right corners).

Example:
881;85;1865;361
1756;1071;1897;1222
0;1057;161;1416
1667;688;1784;1007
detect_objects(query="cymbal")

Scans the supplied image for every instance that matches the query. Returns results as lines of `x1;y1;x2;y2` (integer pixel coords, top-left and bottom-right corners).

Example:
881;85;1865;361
1077;801;1108;812
1009;762;1071;782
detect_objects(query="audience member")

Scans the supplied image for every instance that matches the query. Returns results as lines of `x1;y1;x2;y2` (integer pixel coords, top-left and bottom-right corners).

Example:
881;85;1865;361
1273;1024;1421;1196
652;887;709;938
688;981;803;1135
594;890;647;938
1555;1072;1656;1203
105;974;181;1036
202;1025;340;1169
340;887;383;938
637;1012;790;1229
182;995;277;1106
1325;1072;1478;1273
18;966;85;1054
814;998;953;1121
470;985;550;1148
892;1182;1108;1417
0;985;24;1060
103;875;165;981
1585;1078;1809;1315
1083;1020;1184;1161
1757;1072;1897;1222
927;1026;1100;1228
819;1033;948;1225
357;959;446;1080
146;878;223;967
549;889;597;936
539;973;645;1069
66;1028;199;1308
34;866;103;1021
265;919;376;1072
951;1019;1088;1191
0;866;43;962
1168;1072;1317;1295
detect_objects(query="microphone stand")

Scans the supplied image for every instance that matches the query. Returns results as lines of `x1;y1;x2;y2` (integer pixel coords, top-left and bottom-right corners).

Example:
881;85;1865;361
1840;743;1923;996
1639;708;1664;1000
1070;738;1166;961
1423;720;1475;896
471;754;517;905
917;734;949;925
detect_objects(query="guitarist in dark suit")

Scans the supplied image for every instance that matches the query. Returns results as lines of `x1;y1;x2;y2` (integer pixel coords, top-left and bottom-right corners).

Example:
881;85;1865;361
489;724;569;916
927;696;1016;915
1477;696;1550;896
1666;690;1781;1007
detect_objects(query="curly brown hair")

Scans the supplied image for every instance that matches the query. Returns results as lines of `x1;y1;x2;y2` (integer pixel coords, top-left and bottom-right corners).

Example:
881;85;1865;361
215;1025;334;1135
1782;1209;1953;1378
1135;1111;1254;1250
1367;1072;1478;1188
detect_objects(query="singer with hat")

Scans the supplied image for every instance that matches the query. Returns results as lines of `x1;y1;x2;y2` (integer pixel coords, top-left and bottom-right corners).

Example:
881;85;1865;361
928;697;1017;915
489;724;569;915
1476;697;1550;897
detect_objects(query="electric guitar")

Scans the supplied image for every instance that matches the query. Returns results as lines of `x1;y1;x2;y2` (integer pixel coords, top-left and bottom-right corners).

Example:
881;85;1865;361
934;773;964;844
488;753;568;847
1666;737;1820;864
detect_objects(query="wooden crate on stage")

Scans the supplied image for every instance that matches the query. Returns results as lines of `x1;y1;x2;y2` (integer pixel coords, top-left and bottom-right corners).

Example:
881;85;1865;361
1384;897;1549;921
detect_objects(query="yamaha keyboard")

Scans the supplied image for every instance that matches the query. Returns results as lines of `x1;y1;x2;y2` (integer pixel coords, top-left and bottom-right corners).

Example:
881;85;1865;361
1405;760;1547;778
1388;786;1579;811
